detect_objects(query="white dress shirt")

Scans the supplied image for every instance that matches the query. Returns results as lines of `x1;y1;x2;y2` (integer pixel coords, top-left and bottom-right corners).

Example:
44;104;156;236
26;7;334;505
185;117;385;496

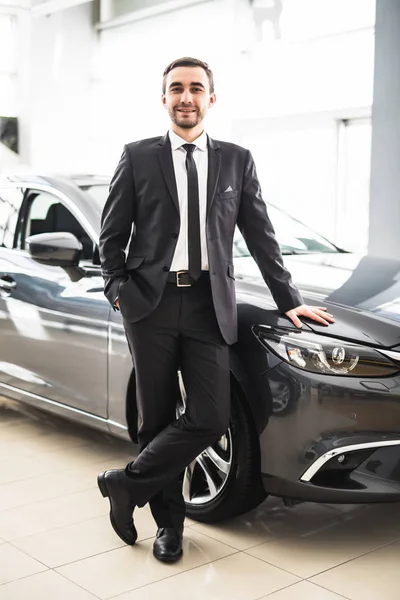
169;129;209;271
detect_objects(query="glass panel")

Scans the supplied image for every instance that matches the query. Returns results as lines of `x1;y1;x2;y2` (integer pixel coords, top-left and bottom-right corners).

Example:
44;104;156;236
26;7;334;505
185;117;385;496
79;185;109;210
28;193;57;220
234;204;338;258
24;193;59;242
279;0;376;42
24;192;94;260
241;124;337;242
337;119;372;253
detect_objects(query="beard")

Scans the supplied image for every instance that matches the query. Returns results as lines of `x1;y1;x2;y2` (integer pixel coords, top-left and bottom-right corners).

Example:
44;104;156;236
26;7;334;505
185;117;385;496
168;106;204;129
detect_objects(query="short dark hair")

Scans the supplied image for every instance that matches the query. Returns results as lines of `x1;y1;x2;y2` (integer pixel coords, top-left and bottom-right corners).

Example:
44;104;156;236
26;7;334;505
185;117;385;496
162;57;214;94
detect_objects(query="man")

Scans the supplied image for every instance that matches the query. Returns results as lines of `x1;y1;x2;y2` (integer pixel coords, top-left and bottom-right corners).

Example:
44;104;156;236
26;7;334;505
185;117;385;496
98;57;334;563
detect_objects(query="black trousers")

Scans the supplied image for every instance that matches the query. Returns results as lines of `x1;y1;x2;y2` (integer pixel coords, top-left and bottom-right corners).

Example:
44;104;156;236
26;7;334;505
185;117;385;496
123;273;230;530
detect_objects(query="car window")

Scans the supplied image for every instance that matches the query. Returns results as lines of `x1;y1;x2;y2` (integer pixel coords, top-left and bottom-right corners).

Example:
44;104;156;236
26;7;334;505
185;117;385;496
234;204;339;257
78;184;339;256
0;186;24;249
23;191;95;261
28;192;56;221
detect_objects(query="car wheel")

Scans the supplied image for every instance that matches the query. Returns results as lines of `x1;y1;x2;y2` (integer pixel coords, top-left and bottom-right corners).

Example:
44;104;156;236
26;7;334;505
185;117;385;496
177;373;266;523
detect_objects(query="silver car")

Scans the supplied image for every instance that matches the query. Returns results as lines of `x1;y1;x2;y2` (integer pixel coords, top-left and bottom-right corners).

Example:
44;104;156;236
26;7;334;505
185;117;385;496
2;172;400;523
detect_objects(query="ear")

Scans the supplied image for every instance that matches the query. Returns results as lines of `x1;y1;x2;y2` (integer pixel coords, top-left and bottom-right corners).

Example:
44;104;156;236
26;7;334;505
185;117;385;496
209;93;217;108
161;94;167;107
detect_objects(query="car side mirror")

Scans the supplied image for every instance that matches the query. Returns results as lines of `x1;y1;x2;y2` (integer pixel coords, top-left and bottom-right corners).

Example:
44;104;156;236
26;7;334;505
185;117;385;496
26;232;83;267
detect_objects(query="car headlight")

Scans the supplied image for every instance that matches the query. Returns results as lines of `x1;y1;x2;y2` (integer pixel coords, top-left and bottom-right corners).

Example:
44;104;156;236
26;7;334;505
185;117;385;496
253;326;400;377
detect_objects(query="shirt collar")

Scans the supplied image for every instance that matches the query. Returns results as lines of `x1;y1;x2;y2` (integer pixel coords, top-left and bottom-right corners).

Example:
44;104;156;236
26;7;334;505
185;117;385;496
169;129;207;152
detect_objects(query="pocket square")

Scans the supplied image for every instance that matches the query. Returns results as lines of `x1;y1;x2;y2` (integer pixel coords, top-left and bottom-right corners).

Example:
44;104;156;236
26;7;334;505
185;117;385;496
223;186;233;192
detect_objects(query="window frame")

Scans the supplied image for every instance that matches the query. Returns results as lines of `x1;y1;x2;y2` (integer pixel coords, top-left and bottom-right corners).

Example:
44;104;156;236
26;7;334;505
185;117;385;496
19;189;64;250
14;184;99;262
18;188;97;263
233;107;372;254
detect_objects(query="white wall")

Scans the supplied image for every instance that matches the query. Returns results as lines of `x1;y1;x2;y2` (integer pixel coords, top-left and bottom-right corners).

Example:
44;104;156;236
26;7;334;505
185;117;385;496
0;145;20;171
28;1;96;171
0;8;28;172
25;0;375;170
26;0;249;173
87;0;243;173
20;0;376;252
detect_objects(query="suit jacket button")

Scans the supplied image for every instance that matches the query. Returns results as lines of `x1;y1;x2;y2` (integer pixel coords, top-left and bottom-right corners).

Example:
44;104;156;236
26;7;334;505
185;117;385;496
171;233;178;239
163;266;169;272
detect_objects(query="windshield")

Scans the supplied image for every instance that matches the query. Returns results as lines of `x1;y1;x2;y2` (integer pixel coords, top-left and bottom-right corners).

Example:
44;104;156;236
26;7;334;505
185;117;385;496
234;204;338;256
81;185;338;256
80;185;110;211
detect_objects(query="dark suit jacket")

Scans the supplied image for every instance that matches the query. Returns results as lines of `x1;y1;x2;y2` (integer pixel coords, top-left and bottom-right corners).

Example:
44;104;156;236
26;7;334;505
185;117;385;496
99;133;303;345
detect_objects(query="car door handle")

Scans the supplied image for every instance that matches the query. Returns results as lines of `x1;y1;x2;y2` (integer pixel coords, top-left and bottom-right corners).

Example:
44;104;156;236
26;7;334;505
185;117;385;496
0;277;16;291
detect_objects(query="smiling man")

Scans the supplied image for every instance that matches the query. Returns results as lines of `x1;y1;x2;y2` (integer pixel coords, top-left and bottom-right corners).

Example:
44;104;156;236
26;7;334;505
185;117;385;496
98;57;334;563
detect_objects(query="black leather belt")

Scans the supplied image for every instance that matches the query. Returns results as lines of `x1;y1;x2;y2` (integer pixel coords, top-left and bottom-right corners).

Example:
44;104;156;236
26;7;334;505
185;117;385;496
167;271;209;287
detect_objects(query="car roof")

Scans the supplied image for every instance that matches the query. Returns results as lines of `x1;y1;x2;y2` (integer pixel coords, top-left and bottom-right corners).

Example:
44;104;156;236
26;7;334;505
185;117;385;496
0;172;110;187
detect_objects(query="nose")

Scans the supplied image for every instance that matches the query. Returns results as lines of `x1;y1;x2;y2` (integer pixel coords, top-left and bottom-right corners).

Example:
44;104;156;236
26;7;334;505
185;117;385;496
181;90;193;104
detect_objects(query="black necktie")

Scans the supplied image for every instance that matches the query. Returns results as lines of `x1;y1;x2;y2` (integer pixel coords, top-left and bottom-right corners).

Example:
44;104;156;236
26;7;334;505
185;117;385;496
183;143;202;281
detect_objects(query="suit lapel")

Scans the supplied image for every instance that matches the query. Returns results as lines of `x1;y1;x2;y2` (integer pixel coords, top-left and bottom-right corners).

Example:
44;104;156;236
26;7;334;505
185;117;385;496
157;133;221;215
207;136;221;216
157;133;179;213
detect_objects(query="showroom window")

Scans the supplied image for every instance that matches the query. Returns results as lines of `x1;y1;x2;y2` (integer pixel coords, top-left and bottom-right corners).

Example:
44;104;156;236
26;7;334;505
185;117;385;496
278;0;376;42
239;122;337;242
234;0;376;254
335;118;372;253
238;115;372;254
97;0;209;24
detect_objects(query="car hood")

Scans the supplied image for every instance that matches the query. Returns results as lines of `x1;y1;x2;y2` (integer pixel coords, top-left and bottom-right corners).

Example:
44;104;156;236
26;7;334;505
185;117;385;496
234;252;400;349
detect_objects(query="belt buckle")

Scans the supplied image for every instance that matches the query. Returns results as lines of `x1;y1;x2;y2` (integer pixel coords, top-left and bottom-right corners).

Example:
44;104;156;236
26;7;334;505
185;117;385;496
176;271;191;287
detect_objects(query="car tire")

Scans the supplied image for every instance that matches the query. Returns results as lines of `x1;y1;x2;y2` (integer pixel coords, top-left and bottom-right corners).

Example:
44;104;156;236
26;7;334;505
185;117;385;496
184;384;267;523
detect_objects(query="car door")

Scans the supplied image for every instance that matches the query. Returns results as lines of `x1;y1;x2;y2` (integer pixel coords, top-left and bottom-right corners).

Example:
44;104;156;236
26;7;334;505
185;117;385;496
0;184;26;391
0;184;110;421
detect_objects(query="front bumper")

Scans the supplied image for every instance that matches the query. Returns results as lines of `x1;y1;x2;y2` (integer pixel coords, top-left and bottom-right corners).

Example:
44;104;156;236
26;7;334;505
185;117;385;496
257;362;400;503
263;442;400;503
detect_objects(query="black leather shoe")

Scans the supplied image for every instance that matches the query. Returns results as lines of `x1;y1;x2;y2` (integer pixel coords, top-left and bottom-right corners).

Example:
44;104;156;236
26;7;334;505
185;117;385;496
153;527;183;562
97;469;137;545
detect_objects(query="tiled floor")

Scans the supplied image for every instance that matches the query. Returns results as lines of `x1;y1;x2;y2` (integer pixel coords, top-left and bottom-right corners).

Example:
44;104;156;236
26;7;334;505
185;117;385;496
1;400;400;600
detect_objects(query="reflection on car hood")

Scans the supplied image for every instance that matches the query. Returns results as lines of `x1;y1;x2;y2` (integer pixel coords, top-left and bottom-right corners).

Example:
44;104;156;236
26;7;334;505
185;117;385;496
234;253;400;348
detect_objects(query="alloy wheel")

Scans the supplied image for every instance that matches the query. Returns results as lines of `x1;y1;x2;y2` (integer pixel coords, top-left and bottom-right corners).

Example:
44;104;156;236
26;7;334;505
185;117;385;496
177;371;233;505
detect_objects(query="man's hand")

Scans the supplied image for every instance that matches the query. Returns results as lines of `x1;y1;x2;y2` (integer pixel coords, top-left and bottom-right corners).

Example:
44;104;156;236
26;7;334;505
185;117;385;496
285;305;335;328
114;299;120;310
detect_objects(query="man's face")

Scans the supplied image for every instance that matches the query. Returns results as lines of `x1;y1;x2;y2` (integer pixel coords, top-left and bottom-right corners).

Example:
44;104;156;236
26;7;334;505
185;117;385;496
162;66;216;129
